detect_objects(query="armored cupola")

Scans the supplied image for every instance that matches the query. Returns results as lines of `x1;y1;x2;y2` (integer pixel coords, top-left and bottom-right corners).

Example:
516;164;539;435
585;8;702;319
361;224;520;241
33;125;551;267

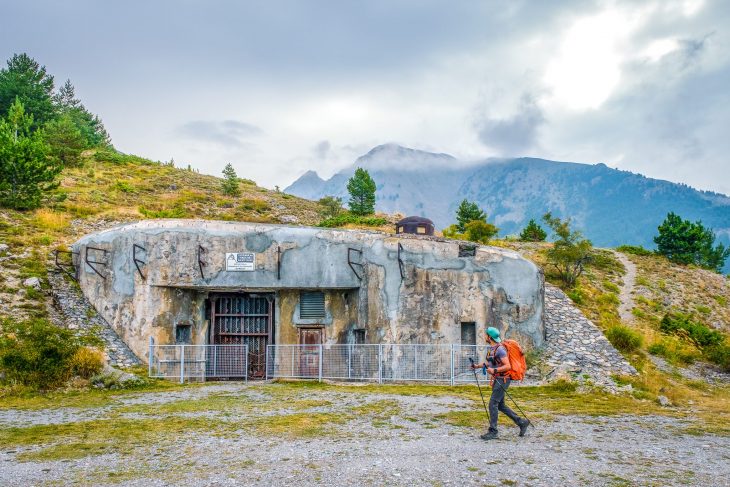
395;216;435;236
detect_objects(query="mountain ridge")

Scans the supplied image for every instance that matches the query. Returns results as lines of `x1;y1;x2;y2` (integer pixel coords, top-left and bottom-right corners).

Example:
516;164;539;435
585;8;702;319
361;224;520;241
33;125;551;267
285;145;730;269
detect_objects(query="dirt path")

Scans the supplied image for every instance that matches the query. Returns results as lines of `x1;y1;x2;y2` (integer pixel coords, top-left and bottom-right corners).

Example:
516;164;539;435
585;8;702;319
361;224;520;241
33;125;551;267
2;383;729;486
613;251;637;324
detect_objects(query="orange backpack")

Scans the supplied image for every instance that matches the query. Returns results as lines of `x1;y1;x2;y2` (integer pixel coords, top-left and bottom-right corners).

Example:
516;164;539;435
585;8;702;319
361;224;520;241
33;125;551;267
499;339;527;381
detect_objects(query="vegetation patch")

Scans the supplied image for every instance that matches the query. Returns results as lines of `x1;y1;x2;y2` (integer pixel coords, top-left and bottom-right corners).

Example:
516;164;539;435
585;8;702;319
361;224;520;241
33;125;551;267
317;213;388;228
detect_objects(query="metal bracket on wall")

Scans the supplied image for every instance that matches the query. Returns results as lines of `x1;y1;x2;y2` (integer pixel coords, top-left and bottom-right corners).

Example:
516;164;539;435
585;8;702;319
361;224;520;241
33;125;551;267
397;242;405;280
132;244;147;281
198;245;207;279
85;246;108;279
54;249;78;281
277;246;282;280
347;248;363;281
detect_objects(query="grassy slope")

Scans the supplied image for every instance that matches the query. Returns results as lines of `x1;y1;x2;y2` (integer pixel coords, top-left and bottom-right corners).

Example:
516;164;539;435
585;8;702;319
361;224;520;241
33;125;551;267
503;240;729;413
0;150;324;322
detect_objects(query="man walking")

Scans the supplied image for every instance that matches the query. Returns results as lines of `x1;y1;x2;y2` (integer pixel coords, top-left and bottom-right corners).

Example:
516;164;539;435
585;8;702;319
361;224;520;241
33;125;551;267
472;327;530;440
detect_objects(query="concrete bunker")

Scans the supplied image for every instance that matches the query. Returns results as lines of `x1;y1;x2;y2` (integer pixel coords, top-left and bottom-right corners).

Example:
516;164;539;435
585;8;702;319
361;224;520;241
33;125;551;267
71;220;544;379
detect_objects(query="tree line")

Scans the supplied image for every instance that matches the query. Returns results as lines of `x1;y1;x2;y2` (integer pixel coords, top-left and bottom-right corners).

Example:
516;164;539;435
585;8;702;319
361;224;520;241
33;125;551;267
0;53;111;210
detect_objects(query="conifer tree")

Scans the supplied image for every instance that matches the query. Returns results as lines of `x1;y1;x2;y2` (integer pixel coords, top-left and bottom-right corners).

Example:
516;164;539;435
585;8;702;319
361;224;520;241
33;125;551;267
221;163;240;196
519;219;547;242
0;98;61;209
347;167;376;215
455;199;486;232
0;54;56;130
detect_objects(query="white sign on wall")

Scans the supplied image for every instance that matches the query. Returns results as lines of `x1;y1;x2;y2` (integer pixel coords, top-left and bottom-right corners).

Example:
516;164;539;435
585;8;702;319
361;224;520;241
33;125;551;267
225;252;255;271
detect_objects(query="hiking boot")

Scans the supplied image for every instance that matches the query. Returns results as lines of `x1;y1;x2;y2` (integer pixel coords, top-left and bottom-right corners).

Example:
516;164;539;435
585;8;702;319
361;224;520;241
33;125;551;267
480;431;498;441
518;419;531;437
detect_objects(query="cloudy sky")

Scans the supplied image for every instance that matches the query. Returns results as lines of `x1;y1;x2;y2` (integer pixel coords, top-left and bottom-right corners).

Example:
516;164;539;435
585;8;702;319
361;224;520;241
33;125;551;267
2;0;729;193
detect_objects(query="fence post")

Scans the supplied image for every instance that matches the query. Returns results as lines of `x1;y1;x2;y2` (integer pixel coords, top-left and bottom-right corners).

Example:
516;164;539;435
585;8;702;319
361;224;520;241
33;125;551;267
318;344;323;382
348;343;352;380
246;344;250;383
414;345;418;381
212;345;217;378
450;344;455;386
378;344;383;384
180;344;185;384
148;336;154;378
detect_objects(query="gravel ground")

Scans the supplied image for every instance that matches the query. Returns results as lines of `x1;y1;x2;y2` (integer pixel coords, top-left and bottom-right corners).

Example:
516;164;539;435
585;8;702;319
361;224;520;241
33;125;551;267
1;383;729;487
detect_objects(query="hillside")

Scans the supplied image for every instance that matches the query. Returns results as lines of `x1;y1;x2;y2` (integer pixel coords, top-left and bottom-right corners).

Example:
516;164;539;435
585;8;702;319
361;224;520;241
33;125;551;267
285;144;730;271
0;149;324;322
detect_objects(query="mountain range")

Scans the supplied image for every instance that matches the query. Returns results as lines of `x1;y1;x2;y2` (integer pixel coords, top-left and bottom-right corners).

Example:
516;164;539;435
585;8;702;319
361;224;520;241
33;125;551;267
285;144;730;268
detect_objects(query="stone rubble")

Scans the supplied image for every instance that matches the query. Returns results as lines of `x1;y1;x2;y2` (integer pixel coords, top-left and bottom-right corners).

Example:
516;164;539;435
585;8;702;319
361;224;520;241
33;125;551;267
542;284;637;387
47;272;140;368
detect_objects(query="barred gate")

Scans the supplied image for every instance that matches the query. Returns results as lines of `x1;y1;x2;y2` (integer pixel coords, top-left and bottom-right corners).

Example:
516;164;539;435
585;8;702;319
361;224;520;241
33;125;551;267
266;344;491;384
148;341;249;383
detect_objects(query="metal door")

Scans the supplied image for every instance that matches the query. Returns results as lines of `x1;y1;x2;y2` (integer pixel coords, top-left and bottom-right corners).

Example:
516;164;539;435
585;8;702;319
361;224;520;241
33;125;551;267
298;328;322;378
210;293;273;379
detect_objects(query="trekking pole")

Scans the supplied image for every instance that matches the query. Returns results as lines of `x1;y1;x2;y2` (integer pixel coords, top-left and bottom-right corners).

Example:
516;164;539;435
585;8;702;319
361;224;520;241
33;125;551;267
491;374;533;427
468;358;490;424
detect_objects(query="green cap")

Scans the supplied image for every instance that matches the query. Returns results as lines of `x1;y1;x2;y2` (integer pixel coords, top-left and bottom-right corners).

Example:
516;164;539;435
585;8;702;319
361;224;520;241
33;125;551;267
486;327;502;342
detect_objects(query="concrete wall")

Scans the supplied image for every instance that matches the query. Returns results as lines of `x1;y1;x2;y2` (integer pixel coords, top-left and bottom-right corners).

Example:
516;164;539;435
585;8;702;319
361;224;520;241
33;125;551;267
72;220;544;361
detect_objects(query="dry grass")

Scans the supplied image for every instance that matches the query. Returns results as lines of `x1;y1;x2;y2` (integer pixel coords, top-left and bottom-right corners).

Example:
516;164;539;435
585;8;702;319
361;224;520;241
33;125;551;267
32;209;69;232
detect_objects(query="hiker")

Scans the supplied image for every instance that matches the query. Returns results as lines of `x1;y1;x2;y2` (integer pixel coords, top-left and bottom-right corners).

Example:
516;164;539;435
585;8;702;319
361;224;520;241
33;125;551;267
471;326;530;440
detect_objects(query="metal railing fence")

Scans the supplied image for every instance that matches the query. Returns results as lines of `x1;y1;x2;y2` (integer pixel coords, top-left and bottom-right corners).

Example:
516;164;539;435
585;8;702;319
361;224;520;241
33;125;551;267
266;344;491;384
148;340;249;383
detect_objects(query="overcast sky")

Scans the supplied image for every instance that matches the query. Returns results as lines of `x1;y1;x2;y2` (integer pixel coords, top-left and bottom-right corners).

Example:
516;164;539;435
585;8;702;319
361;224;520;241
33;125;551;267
2;0;729;194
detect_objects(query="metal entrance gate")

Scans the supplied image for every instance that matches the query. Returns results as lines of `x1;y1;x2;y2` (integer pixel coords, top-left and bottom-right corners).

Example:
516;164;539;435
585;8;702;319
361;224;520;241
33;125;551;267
210;293;273;379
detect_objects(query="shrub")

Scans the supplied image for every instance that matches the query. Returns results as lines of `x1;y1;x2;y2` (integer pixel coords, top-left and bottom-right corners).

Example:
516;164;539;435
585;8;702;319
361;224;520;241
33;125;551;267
648;339;696;365
138;206;187;218
705;344;730;372
547;378;577;393
660;312;723;348
606;324;643;353
239;198;270;213
616;245;654;256
69;347;104;378
317;214;387;228
0;318;81;389
566;288;585;305
113;180;136;193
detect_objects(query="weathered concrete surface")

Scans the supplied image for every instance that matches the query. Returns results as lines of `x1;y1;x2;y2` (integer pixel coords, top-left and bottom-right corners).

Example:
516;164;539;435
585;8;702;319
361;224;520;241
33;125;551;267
72;220;544;361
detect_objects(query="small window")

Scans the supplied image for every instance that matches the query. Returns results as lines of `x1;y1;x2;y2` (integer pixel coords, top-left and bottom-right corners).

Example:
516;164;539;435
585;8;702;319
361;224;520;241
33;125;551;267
353;329;366;344
458;244;476;257
461;322;476;346
175;323;192;344
300;291;325;319
416;226;426;234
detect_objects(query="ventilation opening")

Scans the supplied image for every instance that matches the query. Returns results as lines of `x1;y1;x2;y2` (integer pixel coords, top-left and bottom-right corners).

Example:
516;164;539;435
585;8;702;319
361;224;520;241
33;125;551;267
300;291;325;319
460;322;476;346
175;322;192;344
458;244;476;257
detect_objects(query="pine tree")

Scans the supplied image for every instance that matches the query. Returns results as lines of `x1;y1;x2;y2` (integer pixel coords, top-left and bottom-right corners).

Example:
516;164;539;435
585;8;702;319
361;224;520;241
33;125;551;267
43;114;85;166
519;219;547;242
53;79;111;148
455;199;486;232
0;54;56;130
221;163;240;196
654;212;730;272
347;167;376;215
0;98;62;209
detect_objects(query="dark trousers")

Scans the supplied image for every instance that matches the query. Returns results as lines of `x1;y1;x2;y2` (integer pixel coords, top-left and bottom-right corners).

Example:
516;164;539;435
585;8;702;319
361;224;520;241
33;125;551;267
489;377;522;432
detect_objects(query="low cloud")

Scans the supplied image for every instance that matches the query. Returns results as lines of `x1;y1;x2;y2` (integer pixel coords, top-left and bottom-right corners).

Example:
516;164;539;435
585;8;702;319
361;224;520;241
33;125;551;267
474;94;546;156
175;120;263;148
